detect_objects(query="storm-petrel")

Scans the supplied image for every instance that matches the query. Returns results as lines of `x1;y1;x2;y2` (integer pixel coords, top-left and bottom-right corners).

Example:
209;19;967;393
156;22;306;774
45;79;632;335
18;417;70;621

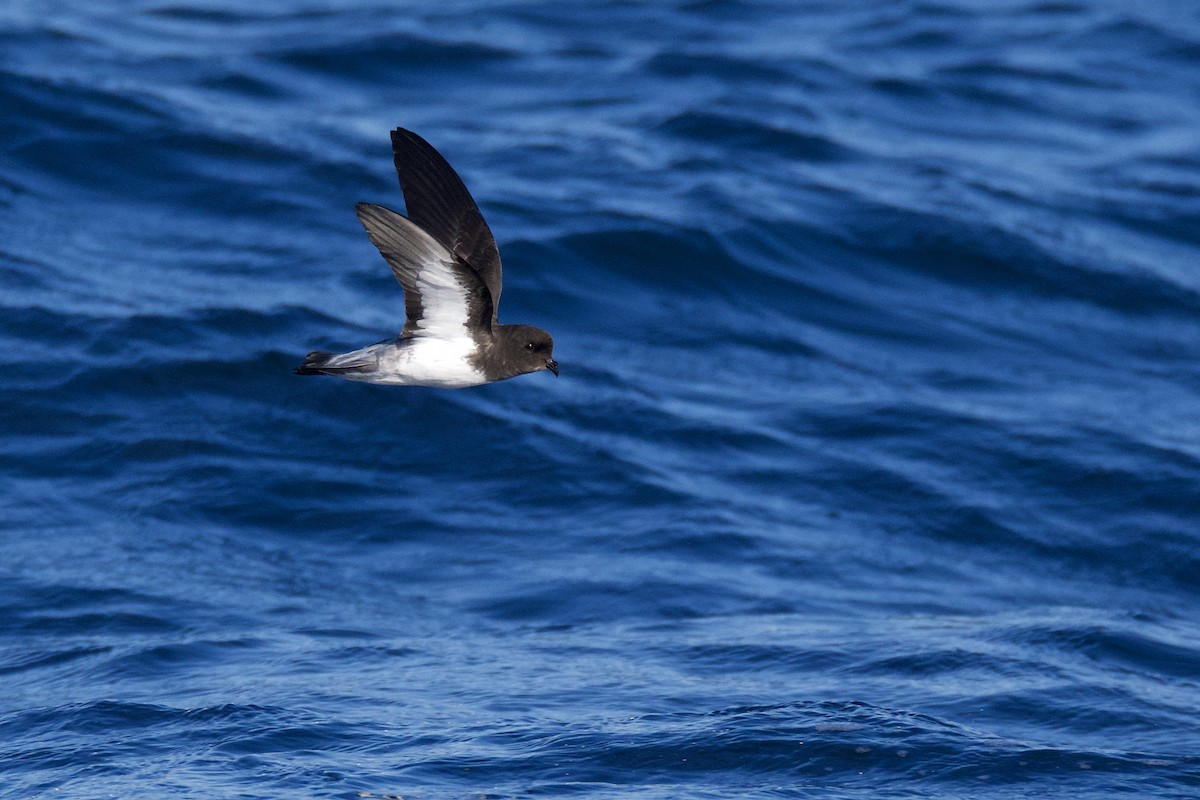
295;128;558;387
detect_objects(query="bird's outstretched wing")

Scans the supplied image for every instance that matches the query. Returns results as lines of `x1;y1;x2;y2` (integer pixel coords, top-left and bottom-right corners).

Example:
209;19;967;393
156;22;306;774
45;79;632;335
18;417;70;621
355;202;494;341
389;127;503;322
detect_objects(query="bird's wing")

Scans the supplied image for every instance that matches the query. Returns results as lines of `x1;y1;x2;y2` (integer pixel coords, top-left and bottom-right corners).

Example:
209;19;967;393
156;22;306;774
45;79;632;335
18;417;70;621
389;127;503;322
355;203;494;341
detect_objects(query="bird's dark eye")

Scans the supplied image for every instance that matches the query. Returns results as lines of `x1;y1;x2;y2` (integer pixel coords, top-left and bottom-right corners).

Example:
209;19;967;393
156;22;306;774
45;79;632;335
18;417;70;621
525;342;535;350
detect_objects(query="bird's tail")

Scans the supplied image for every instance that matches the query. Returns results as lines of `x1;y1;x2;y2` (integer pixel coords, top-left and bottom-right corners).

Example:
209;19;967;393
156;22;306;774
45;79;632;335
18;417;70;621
294;350;379;376
294;351;336;376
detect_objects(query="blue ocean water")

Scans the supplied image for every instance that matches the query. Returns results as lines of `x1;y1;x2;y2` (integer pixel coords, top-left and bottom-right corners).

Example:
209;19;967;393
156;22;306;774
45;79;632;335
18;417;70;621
2;0;1199;797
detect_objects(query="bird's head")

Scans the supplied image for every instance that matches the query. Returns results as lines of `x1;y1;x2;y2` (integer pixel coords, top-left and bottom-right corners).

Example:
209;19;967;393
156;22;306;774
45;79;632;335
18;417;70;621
499;324;558;378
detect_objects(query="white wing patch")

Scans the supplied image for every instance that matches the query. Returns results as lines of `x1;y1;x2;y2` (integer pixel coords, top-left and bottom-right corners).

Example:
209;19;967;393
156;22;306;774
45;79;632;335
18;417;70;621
407;249;474;339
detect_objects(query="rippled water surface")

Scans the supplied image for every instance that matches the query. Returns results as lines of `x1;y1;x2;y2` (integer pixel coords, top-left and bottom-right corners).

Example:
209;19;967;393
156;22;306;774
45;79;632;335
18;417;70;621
2;1;1199;798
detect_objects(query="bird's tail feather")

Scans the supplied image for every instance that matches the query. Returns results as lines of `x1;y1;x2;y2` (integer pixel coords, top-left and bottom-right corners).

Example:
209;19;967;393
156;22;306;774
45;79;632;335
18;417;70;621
294;351;377;376
294;351;335;376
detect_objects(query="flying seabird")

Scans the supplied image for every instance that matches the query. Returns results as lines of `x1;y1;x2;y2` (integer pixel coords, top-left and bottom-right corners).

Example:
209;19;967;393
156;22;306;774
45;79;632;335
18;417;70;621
295;128;558;387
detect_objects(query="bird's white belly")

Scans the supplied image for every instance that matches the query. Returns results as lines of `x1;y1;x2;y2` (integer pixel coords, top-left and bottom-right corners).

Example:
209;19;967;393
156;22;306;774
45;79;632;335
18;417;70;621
373;337;486;388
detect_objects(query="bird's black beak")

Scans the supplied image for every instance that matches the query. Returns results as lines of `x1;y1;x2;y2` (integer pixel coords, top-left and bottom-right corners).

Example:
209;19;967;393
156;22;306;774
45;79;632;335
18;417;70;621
546;359;559;377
